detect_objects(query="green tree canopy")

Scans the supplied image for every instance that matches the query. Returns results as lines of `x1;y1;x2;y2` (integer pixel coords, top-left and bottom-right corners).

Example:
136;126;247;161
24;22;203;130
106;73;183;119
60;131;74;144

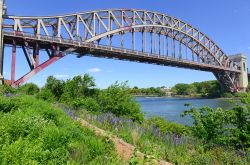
60;74;96;103
44;76;64;100
98;81;144;122
20;83;40;95
171;83;194;95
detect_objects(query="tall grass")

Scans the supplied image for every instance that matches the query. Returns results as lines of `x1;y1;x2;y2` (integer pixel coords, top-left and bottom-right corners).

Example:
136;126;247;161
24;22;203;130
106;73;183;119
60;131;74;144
0;95;122;164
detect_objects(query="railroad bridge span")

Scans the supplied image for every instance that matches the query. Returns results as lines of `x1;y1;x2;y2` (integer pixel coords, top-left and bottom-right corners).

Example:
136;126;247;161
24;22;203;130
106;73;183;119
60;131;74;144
0;1;248;92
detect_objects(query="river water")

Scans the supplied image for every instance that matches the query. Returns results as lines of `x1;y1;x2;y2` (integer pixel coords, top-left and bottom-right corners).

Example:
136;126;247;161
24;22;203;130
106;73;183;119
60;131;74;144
136;97;235;125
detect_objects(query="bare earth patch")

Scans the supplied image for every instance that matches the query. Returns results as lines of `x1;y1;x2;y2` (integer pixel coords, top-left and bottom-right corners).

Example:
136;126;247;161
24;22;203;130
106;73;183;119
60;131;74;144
78;118;172;165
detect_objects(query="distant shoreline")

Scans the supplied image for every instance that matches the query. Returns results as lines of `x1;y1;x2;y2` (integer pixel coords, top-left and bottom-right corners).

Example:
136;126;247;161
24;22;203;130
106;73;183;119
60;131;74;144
134;95;236;99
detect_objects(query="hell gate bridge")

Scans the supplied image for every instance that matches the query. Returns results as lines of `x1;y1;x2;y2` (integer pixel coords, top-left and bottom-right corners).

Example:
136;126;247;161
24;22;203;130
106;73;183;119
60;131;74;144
0;1;248;92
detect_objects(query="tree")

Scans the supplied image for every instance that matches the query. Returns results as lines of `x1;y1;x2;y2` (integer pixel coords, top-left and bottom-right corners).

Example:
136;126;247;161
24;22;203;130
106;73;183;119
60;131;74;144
20;83;40;95
37;88;55;102
44;76;64;100
98;81;144;122
192;81;221;97
171;83;191;95
60;74;96;103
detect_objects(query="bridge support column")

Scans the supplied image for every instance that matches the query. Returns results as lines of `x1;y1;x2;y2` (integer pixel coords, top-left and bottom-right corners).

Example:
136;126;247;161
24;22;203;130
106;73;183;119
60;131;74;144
229;53;248;92
0;0;6;85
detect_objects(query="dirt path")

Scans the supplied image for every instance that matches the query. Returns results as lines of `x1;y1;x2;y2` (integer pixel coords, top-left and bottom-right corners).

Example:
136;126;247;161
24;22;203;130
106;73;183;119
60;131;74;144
78;118;172;165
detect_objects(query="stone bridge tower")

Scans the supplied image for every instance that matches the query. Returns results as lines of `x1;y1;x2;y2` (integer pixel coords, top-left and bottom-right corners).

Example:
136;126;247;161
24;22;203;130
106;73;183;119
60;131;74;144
229;53;248;92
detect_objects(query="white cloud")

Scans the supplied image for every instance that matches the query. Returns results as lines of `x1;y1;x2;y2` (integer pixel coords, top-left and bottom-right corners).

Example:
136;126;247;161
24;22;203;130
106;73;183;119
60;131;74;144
88;67;101;73
53;74;70;78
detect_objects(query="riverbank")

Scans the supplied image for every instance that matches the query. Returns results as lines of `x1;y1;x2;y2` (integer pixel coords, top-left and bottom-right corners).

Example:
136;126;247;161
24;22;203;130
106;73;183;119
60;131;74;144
134;94;238;99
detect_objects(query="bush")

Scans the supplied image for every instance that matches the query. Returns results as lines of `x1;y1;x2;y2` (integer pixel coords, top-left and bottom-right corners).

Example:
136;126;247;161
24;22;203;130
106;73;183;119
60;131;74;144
71;97;100;112
0;84;16;95
37;88;55;102
60;74;96;103
147;116;190;136
221;92;234;98
0;96;19;113
44;76;65;100
182;103;250;152
182;107;228;143
98;81;144;122
20;83;40;95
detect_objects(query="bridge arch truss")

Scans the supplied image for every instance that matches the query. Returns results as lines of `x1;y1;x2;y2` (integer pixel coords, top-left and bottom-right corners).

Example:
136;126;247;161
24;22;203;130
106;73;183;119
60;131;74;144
1;9;242;91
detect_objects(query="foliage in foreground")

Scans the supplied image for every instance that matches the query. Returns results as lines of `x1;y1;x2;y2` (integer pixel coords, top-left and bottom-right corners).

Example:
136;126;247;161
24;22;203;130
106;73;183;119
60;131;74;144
74;109;249;165
0;95;121;164
182;98;250;154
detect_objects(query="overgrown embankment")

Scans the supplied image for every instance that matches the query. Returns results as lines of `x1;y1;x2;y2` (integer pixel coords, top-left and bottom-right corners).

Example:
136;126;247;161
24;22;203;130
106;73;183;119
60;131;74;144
0;95;123;164
0;74;249;164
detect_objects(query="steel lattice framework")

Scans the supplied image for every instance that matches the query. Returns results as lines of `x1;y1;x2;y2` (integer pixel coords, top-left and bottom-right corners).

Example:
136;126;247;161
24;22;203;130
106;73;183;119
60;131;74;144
1;9;242;91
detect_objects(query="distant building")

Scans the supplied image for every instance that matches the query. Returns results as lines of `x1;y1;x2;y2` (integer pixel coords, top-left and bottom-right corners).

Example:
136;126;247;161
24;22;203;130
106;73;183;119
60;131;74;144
160;86;172;96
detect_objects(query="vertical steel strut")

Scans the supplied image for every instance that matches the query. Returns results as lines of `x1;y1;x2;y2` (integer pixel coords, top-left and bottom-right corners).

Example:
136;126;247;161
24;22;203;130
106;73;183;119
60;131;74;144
11;40;16;84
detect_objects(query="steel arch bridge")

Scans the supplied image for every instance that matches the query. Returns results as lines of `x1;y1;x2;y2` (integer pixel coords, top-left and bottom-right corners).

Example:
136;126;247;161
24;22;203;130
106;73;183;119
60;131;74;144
0;4;248;91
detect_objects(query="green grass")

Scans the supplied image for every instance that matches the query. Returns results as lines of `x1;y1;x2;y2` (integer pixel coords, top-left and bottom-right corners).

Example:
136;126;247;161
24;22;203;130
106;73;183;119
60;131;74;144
0;95;123;164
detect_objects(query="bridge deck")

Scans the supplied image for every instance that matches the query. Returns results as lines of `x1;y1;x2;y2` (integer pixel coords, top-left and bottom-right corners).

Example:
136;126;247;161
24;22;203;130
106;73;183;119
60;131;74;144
3;31;241;74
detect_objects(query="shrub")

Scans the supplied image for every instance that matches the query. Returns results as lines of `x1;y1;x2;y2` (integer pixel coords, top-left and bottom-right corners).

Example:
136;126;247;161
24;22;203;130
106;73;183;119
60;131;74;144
37;88;55;102
44;76;65;100
147;116;190;136
221;92;234;98
182;100;250;152
20;83;40;95
0;96;19;113
71;97;100;112
98;81;144;122
182;106;230;144
60;74;96;103
0;84;16;95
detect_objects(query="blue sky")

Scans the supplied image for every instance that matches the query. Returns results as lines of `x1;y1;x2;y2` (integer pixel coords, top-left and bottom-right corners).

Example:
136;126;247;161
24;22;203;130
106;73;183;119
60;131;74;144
3;0;250;88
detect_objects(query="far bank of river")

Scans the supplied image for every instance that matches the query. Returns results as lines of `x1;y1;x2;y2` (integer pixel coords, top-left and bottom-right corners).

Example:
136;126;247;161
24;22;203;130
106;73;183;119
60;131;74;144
136;96;236;126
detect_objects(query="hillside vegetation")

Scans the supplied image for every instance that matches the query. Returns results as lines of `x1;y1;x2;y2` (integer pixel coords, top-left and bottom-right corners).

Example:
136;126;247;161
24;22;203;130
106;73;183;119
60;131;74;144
0;74;249;164
0;94;122;164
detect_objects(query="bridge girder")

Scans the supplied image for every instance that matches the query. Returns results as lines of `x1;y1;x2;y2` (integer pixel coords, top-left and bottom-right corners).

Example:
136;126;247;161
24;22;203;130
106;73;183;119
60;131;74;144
0;9;244;92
